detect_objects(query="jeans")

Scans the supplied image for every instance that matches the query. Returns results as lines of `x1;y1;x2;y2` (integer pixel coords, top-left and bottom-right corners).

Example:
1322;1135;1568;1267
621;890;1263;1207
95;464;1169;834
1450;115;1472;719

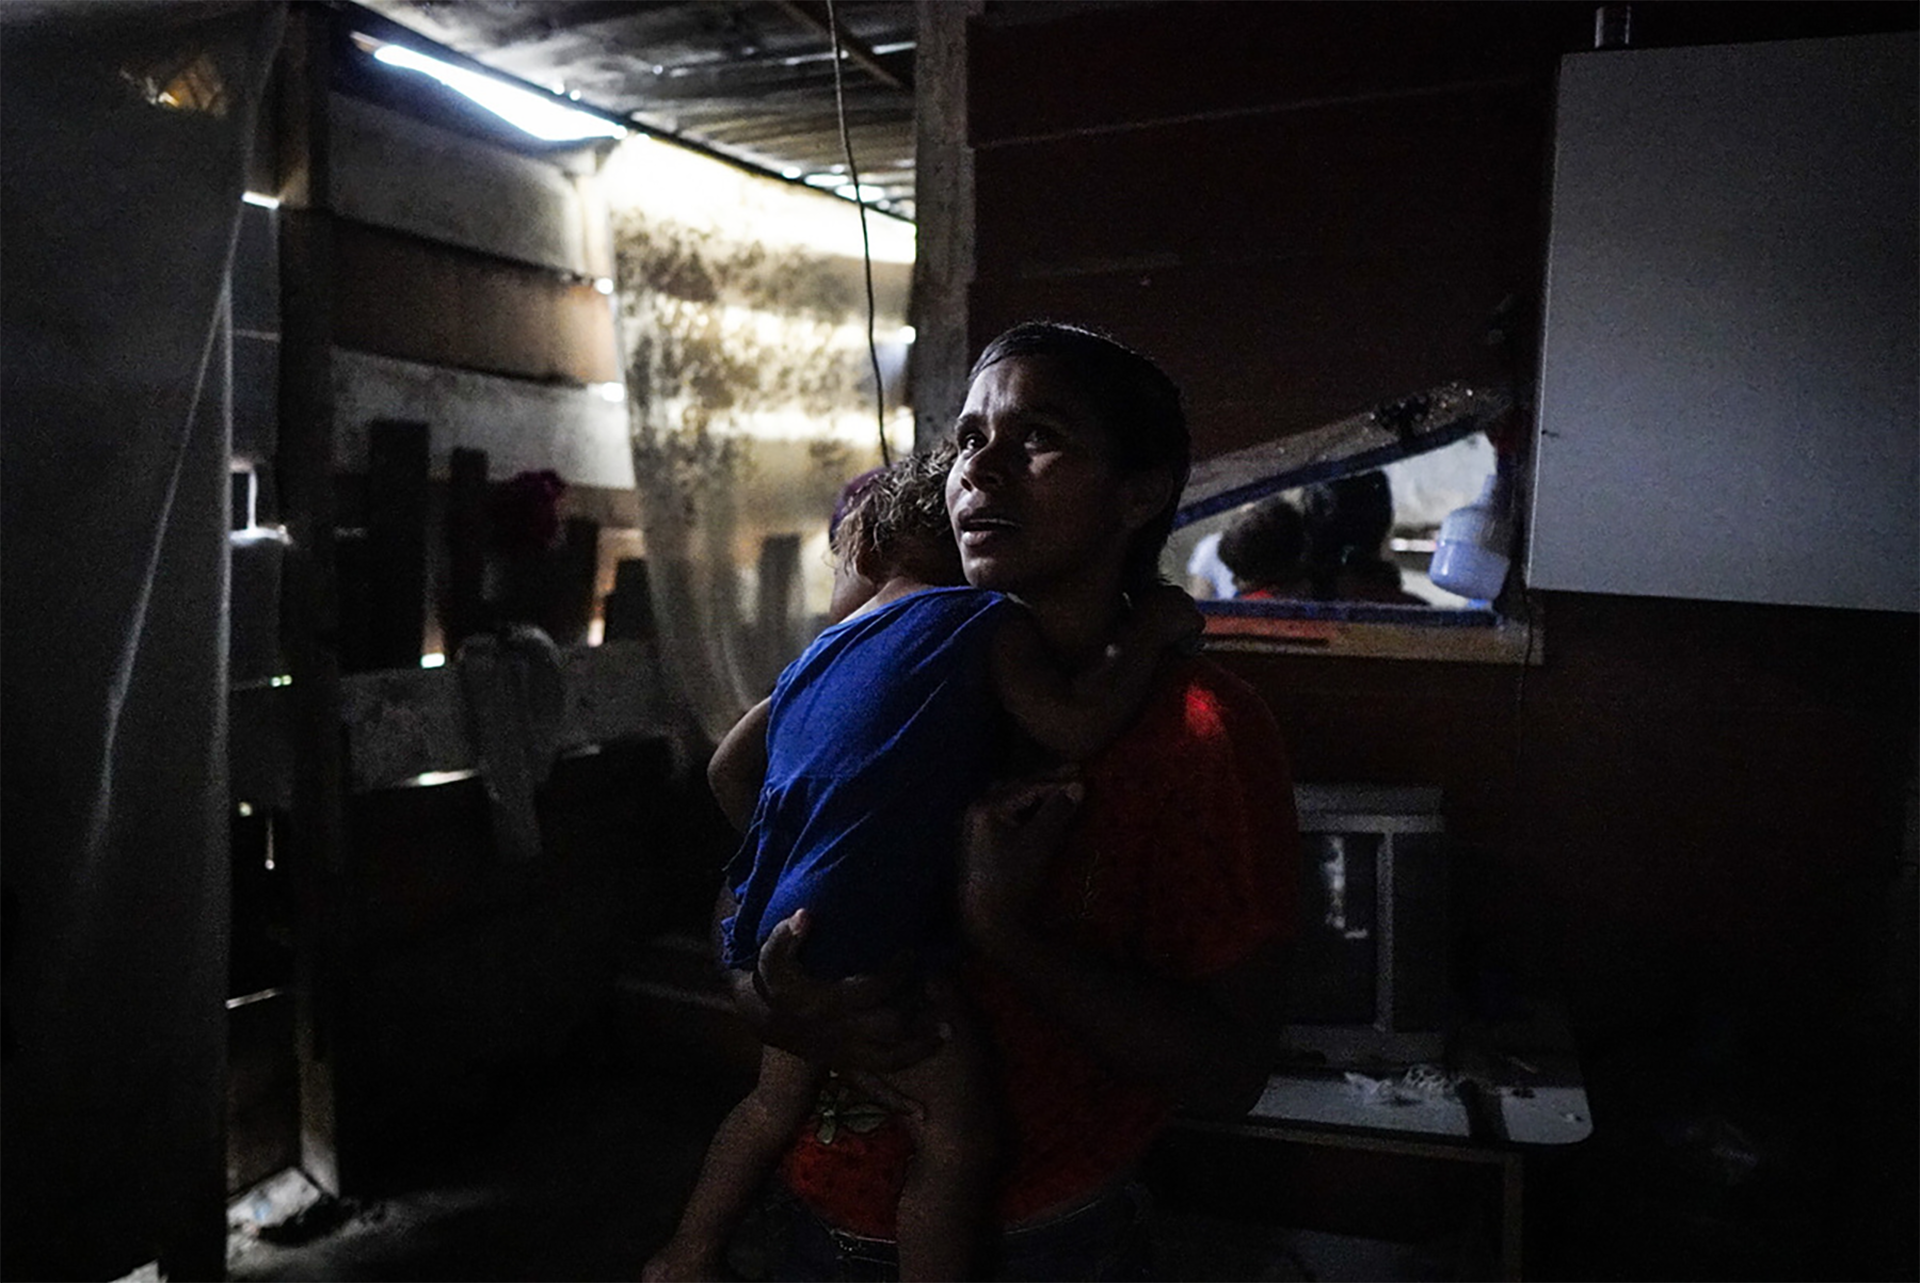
774;1178;1156;1282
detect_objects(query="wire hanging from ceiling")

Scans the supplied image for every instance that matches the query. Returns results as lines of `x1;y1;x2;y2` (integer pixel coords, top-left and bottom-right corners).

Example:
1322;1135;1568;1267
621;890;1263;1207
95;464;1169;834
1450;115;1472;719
825;0;891;467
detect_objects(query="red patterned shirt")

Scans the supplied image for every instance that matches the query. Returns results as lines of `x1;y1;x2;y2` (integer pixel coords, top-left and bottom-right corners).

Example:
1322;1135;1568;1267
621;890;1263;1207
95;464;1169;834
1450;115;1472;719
779;656;1299;1235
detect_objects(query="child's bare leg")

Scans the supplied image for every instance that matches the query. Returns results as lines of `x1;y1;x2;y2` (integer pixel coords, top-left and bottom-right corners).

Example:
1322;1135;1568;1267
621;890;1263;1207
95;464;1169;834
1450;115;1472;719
643;1047;823;1282
888;1005;1000;1282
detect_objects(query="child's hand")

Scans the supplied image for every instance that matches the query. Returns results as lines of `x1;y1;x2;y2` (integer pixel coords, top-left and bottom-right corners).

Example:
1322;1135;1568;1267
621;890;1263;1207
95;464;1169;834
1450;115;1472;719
1134;583;1204;655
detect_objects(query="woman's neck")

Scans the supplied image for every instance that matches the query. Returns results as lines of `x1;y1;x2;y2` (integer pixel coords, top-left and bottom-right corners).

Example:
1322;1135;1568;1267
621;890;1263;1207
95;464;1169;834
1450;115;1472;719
1013;575;1130;665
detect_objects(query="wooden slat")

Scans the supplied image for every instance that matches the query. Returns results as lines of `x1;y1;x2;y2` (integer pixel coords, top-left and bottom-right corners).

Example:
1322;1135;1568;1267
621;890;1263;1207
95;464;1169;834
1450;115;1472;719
969;1;1582;146
332;218;619;384
332;347;633;489
329;92;597;277
970;252;1524;460
974;83;1548;282
338;641;669;793
364;420;429;669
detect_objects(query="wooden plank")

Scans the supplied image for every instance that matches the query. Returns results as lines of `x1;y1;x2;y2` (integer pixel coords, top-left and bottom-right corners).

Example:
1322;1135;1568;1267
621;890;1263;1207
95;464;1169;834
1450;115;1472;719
364;420;429;669
442;447;489;655
332;218;619;384
339;641;669;793
329;92;596;277
969;1;1581;146
1201;615;1540;666
332;347;633;489
970;252;1524;459
973;83;1548;282
908;0;973;451
273;0;350;1199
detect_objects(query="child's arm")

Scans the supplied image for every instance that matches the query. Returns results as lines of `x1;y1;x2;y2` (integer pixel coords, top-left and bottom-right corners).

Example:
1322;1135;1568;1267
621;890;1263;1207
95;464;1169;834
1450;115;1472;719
992;583;1202;762
707;697;772;832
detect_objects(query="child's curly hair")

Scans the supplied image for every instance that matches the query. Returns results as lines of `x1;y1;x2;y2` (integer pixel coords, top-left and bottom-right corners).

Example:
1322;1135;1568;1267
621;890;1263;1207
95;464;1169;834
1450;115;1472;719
831;445;963;585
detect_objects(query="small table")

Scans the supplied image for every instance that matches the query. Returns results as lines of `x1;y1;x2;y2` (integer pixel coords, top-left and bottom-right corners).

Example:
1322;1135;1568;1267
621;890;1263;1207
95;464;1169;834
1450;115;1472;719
1159;1001;1591;1280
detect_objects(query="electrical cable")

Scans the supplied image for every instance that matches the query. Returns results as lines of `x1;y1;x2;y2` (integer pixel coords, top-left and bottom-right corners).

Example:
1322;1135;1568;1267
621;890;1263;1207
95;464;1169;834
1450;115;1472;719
824;0;891;467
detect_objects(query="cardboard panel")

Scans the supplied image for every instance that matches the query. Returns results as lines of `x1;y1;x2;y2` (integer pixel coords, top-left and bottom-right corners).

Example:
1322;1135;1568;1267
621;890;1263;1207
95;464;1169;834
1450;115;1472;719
1529;34;1917;611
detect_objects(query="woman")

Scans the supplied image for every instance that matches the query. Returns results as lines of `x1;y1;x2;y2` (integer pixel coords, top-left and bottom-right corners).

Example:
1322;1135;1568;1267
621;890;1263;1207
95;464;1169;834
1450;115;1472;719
717;322;1300;1280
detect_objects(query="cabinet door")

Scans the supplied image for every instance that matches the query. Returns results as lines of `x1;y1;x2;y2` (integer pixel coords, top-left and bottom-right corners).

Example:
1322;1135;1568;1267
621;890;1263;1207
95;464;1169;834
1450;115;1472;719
1528;33;1916;612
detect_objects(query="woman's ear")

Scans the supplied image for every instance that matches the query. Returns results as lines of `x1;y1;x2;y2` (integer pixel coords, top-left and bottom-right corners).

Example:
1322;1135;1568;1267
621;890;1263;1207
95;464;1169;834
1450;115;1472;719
1118;467;1179;534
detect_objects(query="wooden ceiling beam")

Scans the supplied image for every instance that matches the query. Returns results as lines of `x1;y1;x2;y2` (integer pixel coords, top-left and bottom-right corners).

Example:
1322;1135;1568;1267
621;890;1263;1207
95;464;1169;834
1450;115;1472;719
774;0;912;92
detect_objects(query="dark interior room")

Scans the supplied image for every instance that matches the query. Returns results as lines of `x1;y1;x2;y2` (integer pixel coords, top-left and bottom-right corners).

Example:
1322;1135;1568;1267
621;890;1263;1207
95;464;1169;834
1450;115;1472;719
2;2;1915;1280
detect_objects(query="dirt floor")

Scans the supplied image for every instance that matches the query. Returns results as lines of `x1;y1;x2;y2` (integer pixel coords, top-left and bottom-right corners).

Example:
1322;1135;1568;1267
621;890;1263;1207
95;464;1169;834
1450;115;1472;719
224;1052;1493;1282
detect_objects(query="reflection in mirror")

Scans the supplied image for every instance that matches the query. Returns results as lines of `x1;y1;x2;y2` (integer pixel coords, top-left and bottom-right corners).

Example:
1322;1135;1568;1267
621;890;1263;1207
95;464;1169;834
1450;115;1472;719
1163;384;1538;662
1170;433;1499;611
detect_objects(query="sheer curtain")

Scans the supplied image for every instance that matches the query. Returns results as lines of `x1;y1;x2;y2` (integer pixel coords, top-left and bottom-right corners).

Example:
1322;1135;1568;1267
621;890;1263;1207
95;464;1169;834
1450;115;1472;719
600;139;915;747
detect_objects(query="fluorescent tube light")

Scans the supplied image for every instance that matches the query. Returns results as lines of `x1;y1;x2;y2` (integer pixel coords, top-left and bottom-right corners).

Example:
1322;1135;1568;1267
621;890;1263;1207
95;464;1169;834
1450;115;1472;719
370;42;627;142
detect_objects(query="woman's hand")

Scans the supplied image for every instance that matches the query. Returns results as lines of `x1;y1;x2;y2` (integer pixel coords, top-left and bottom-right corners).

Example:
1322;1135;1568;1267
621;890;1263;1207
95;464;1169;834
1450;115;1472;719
734;909;945;1096
957;775;1084;958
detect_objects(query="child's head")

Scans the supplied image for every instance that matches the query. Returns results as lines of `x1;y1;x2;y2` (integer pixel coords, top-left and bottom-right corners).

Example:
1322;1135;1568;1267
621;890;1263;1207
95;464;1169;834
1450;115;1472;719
1218;493;1305;595
827;448;965;620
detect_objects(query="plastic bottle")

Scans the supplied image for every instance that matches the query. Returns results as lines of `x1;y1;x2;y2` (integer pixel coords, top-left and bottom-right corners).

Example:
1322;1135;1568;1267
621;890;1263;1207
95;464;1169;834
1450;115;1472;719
1429;471;1512;602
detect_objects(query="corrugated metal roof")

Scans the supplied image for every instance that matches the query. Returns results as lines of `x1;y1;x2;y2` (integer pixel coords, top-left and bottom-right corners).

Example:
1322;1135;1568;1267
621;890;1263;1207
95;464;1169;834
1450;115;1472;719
354;0;919;218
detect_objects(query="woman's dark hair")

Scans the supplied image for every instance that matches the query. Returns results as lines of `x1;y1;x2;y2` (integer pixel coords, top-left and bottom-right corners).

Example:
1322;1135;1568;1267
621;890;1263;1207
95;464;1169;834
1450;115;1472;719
968;321;1191;590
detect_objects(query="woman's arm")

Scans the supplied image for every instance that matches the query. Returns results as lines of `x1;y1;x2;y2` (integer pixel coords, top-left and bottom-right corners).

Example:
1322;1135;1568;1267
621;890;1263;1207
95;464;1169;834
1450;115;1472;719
707;697;772;832
955;778;1289;1117
992;585;1202;762
711;888;946;1092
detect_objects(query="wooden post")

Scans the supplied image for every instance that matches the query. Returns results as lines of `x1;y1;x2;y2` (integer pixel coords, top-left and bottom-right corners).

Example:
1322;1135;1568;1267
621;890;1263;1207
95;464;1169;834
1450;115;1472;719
909;0;976;448
444;447;490;654
274;1;351;1198
366;419;430;668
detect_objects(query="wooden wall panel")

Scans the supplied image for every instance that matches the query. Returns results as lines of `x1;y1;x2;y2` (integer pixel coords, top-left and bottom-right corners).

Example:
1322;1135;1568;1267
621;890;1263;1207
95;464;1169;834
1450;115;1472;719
332;347;632;489
975;85;1547;280
1217;596;1917;1014
971;250;1521;455
333;219;618;385
969;29;1549;459
330;93;596;277
971;1;1586;145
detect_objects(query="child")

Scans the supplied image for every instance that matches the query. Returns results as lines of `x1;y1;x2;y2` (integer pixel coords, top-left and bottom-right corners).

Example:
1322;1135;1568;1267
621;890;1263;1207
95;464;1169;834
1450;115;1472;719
643;449;1198;1282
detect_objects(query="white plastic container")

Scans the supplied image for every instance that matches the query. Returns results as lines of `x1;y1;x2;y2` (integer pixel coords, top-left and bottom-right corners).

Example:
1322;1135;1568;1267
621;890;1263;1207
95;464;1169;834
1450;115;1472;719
1429;473;1511;602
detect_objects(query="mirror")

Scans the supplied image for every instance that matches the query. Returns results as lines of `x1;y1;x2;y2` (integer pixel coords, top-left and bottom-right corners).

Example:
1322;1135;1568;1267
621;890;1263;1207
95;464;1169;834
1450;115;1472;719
1164;383;1532;658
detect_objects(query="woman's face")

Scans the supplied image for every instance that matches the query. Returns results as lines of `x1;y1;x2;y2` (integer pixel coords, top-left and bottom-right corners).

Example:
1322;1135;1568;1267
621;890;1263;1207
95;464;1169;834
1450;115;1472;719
945;355;1163;602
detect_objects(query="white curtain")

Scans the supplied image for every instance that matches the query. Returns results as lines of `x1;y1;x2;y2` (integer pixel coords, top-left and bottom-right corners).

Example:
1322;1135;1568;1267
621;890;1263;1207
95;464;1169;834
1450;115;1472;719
600;139;916;746
1;3;283;1276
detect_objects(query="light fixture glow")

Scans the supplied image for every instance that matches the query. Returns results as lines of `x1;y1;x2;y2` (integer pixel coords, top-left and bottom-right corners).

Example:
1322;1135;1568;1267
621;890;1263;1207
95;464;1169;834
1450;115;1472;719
371;42;627;142
420;652;446;669
594;277;615;294
595;382;627;403
405;769;480;788
242;191;280;209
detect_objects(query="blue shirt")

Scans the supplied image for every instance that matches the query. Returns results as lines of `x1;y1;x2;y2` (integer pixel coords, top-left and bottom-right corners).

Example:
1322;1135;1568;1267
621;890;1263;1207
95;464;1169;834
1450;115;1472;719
723;586;1013;979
